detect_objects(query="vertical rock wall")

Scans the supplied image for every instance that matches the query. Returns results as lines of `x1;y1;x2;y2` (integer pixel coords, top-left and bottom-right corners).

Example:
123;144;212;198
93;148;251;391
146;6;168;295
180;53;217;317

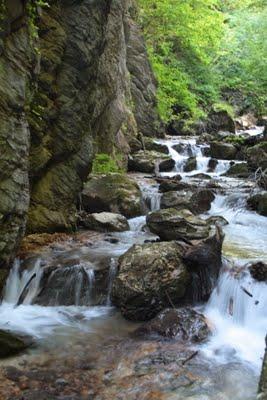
0;0;33;271
0;0;162;268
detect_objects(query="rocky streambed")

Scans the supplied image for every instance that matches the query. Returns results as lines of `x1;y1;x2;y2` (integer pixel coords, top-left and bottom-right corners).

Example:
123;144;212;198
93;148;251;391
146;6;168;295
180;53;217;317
0;130;266;400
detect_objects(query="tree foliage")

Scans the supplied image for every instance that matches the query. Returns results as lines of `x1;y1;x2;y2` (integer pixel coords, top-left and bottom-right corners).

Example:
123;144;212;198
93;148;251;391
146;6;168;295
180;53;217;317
138;0;267;123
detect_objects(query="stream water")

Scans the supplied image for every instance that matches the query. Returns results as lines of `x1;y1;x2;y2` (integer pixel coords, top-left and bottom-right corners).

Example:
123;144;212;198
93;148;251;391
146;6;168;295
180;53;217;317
0;129;266;399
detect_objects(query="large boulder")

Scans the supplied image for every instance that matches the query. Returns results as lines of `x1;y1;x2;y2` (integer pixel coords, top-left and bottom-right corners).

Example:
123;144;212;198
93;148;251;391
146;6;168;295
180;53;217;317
160;191;193;211
225;162;249;178
0;329;33;358
210;142;238;160
208;158;218;172
81;173;142;218
111;242;191;321
160;190;215;215
143;138;169;154
183;156;197;172
190;190;215;214
183;226;224;301
146;208;211;242
78;211;129;232
128;151;174;173
134;308;211;342
246;142;267;171
206;109;236;134
247;193;267;216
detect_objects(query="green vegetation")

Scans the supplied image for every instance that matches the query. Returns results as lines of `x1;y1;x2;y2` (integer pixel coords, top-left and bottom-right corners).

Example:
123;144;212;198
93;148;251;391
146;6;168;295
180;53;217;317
27;0;49;42
138;0;267;124
92;154;123;174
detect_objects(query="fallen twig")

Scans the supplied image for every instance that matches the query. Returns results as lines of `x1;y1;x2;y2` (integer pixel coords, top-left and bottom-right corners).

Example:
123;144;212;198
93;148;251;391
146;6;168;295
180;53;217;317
182;351;199;366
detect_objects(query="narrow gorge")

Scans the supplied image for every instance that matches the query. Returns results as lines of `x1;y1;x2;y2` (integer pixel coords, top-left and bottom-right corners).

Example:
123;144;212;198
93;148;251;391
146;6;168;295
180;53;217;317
0;1;266;400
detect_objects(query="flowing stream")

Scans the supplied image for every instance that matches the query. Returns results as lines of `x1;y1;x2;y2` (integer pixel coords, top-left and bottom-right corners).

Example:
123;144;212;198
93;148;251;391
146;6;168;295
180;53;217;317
0;129;266;399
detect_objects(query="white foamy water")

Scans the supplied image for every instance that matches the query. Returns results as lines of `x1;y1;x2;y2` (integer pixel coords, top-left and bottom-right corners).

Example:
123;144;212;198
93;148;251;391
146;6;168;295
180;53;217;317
0;260;110;339
203;267;267;369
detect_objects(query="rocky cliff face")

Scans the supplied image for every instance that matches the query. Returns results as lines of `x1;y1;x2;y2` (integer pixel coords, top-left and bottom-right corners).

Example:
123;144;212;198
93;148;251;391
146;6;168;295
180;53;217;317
258;339;267;400
0;0;162;269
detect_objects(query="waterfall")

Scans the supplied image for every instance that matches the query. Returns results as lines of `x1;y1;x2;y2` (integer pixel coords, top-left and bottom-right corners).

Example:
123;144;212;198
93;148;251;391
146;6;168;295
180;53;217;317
106;258;118;306
3;259;43;306
140;183;162;211
203;264;267;368
84;267;95;305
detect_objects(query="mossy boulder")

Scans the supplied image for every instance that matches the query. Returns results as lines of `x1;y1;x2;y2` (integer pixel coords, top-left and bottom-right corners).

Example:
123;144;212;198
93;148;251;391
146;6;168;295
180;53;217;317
225;162;249;177
246;142;267;171
111;241;191;321
183;156;197;172
128;151;174;173
146;208;211;241
210;142;238;160
247;193;267;217
0;330;33;358
160;190;214;215
143;138;169;154
82;173;142;218
206;109;236;134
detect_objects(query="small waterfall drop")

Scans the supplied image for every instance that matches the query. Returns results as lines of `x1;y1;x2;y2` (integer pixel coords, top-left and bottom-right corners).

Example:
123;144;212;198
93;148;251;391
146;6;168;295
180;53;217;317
140;183;162;211
106;258;118;306
3;259;43;306
203;264;267;368
85;268;95;305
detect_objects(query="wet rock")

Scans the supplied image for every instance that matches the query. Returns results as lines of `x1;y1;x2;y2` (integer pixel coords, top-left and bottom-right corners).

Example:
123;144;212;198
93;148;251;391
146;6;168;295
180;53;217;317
35;264;109;306
81;173;142;219
183;157;197;172
191;173;212;180
160;189;215;214
128;151;175;173
146;208;211;242
206;109;236;134
249;262;267;282
235;113;257;130
257;116;267;127
206;216;229;227
246;142;267;171
78;211;129;232
0;329;33;358
210;142;238;160
247;193;267;216
143;138;169;154
258;336;267;400
225;162;249;177
183;226;224;301
111;242;190;321
190;190;215;214
160;191;193;211
134;308;211;342
208;158;218;172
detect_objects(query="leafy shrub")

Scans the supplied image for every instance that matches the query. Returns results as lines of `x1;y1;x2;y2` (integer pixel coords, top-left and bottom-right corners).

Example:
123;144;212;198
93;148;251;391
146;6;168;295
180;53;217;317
92;154;123;174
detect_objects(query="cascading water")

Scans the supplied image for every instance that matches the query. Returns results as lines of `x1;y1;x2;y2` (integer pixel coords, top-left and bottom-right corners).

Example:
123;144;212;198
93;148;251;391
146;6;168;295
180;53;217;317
203;264;267;368
140;182;162;211
3;258;43;306
0;130;265;400
106;258;118;306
